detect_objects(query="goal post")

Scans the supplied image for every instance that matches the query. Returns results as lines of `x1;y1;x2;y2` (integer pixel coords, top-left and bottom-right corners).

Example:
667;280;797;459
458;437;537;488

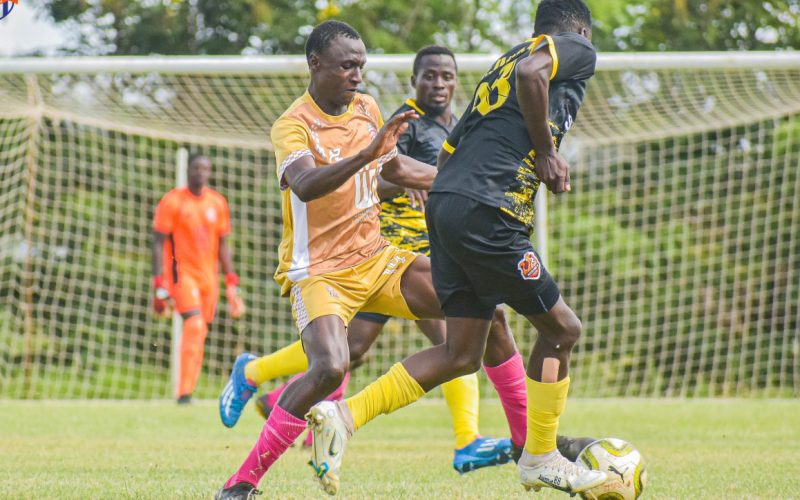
0;52;797;399
171;147;188;398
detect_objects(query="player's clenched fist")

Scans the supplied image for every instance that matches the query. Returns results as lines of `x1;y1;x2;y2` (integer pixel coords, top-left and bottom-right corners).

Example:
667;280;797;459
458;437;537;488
151;275;172;318
225;273;246;319
534;149;572;194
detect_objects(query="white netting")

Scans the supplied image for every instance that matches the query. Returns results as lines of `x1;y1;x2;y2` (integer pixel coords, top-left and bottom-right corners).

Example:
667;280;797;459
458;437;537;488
0;54;797;399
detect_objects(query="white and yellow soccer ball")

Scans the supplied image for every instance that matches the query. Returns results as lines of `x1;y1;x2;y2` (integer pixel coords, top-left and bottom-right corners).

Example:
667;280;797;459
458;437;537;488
577;438;647;500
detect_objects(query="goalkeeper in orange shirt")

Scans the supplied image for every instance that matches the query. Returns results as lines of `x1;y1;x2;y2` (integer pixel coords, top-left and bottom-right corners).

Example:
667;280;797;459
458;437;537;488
151;153;246;404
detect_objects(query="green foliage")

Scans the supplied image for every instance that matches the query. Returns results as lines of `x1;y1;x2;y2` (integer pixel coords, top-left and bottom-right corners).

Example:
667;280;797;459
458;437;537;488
547;116;800;397
588;0;800;51
39;0;800;55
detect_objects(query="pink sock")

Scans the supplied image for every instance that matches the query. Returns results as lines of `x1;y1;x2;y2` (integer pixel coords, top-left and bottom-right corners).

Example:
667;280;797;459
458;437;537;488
484;352;527;447
326;371;350;401
224;405;307;488
266;373;305;409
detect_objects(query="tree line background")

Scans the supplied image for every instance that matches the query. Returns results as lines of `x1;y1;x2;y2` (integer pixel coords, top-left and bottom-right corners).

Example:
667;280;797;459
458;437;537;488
2;1;796;399
38;0;800;56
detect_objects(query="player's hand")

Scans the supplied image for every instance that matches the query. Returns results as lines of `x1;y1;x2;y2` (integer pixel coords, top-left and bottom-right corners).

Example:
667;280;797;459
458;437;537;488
534;149;572;194
226;288;246;319
152;276;172;318
225;273;246;319
362;110;419;162
405;188;428;211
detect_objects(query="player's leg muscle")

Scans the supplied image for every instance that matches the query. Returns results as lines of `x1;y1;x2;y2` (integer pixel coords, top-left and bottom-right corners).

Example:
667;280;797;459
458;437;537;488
523;298;582;382
416;318;445;345
483;306;519;367
398;256;444;320
401;316;491;392
346;318;384;369
276;315;350;418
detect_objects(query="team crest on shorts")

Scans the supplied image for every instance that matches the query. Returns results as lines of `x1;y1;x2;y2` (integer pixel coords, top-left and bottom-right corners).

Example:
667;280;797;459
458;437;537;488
517;251;541;280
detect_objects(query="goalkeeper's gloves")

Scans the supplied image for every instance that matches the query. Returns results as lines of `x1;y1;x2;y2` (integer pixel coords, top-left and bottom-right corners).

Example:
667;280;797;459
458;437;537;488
152;275;172;318
225;273;246;319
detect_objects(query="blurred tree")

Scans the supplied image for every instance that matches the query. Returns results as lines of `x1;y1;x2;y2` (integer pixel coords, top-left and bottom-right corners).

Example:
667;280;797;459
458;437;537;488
587;0;800;51
39;0;800;55
41;0;488;55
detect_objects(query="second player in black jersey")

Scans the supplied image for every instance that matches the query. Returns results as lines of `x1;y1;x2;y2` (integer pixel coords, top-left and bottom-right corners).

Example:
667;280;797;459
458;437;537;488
425;0;611;494
434;32;595;227
376;96;456;254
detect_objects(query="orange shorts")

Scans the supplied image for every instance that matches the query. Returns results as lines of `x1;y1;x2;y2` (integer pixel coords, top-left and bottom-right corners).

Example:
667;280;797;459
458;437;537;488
169;273;218;323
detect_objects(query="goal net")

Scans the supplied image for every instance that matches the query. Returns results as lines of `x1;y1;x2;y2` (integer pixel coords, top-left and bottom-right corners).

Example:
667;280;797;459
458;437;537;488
0;53;797;399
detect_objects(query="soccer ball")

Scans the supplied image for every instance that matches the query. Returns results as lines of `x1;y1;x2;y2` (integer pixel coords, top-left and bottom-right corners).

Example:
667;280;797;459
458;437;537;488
576;438;647;500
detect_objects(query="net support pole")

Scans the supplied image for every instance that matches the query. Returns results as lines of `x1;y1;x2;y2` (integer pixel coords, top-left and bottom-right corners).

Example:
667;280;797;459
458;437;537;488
171;147;188;398
534;189;548;267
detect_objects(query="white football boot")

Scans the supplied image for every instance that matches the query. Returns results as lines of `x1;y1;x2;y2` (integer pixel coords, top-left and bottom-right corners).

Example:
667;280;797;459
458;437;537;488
518;449;609;494
306;401;354;496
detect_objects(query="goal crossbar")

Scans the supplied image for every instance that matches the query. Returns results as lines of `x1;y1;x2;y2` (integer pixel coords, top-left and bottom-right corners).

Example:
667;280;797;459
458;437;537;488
1;51;799;75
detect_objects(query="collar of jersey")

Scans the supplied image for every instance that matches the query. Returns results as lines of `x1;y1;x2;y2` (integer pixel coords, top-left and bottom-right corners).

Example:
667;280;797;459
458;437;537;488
406;97;457;129
184;186;208;198
303;90;356;122
405;98;426;115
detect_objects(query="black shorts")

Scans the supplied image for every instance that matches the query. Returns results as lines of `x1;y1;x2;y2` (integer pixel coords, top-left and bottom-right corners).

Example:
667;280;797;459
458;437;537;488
426;192;560;320
352;311;391;325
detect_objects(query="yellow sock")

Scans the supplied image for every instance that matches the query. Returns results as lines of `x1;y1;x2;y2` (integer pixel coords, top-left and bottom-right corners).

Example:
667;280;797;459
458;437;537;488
345;363;425;430
525;376;570;455
441;374;480;449
244;340;309;386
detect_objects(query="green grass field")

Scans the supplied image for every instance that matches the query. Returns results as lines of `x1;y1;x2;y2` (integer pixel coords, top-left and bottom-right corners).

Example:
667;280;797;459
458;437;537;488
1;399;797;499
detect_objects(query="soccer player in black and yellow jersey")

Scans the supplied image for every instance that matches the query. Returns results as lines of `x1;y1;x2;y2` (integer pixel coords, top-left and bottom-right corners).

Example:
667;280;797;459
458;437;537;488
351;46;516;473
308;0;611;495
248;46;520;475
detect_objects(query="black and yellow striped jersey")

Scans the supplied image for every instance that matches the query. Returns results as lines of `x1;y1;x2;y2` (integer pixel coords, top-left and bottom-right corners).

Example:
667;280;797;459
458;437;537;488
381;98;456;255
431;33;596;228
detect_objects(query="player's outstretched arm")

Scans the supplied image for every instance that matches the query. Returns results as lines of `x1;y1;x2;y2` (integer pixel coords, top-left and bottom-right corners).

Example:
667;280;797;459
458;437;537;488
283;111;419;202
380;154;437;191
375;176;404;200
516;50;571;194
376;176;428;209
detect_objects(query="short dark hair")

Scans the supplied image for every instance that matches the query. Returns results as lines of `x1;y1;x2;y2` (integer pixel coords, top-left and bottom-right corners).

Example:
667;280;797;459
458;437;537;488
188;153;208;166
305;20;361;60
412;45;457;76
534;0;592;36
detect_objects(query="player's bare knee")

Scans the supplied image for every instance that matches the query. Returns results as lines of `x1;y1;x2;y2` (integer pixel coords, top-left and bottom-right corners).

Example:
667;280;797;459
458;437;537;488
551;314;582;352
447;350;482;377
309;358;349;393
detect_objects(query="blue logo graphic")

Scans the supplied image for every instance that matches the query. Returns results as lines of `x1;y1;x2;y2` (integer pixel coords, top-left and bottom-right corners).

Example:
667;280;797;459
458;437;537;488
0;1;16;21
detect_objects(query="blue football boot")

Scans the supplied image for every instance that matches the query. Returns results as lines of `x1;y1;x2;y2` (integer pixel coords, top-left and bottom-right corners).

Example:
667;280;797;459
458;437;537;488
219;353;257;428
453;436;513;474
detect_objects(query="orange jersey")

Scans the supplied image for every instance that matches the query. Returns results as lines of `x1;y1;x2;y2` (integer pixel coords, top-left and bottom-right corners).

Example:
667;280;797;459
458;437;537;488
272;91;397;295
153;187;231;286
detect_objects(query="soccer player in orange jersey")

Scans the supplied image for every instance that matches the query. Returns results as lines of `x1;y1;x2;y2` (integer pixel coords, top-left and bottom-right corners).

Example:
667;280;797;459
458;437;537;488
214;19;531;498
151;154;245;404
